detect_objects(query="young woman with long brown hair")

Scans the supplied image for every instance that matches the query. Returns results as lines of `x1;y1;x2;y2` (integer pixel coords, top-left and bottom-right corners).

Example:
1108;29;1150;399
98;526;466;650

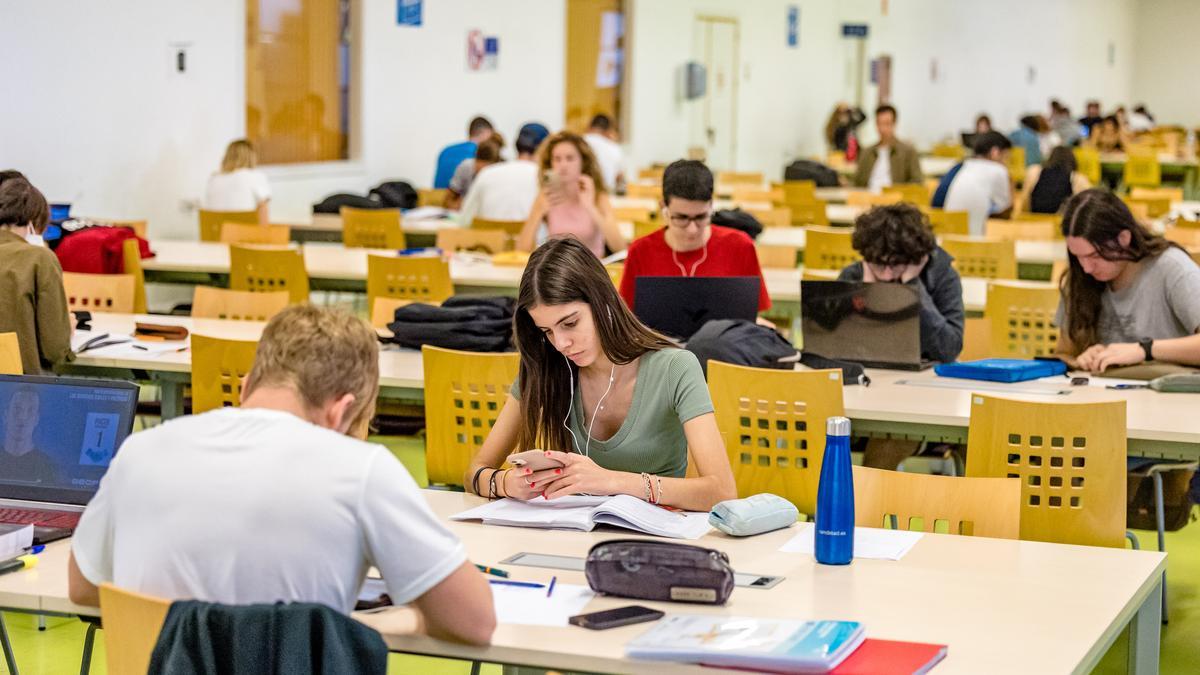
1056;189;1200;372
517;131;625;258
465;237;736;511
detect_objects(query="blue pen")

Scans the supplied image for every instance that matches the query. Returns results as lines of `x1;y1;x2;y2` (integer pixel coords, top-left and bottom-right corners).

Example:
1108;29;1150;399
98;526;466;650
546;576;556;598
488;580;545;589
29;545;44;555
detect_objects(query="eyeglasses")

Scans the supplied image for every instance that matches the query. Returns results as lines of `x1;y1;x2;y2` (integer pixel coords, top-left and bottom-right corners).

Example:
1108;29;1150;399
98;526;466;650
865;261;910;279
664;210;711;229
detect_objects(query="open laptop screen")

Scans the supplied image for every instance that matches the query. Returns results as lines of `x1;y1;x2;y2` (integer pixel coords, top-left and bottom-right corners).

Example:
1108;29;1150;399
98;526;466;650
0;375;138;506
634;276;760;341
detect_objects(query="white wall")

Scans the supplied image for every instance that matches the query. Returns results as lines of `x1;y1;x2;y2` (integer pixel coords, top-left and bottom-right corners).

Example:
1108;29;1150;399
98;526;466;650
0;0;564;239
1132;0;1200;128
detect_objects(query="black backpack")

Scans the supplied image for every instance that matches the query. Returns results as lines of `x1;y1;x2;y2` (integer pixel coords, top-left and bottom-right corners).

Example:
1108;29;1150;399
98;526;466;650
312;193;383;215
783;159;840;187
370;181;418;210
711;208;763;240
386;296;515;352
685;320;797;377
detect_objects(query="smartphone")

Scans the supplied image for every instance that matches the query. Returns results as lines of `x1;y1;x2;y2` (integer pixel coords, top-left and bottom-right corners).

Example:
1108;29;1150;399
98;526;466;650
569;605;665;630
508;449;566;472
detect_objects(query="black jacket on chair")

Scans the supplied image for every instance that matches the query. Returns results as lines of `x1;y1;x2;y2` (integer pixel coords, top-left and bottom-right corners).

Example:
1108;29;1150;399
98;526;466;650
148;600;388;675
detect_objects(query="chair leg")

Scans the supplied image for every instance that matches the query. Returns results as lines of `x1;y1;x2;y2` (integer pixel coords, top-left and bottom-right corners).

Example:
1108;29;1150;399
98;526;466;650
1126;530;1140;549
36;615;44;631
78;621;98;675
470;661;481;675
1;613;19;675
1152;471;1169;624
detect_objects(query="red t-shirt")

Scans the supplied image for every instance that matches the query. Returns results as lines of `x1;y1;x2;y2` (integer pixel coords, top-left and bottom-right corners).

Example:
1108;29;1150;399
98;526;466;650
619;225;771;311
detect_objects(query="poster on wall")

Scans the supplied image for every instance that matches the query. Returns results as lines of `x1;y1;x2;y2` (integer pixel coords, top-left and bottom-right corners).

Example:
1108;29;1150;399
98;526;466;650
787;5;799;48
397;0;421;26
596;11;623;88
468;30;499;71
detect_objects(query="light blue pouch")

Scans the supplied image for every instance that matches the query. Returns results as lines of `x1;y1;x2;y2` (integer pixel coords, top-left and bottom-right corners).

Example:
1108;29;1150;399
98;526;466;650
708;493;799;537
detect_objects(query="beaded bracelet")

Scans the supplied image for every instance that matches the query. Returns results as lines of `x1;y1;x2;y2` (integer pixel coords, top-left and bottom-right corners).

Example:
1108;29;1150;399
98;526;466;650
640;472;652;502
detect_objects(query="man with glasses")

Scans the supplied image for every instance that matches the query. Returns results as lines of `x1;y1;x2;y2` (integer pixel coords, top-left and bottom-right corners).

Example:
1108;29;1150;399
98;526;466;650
618;159;770;312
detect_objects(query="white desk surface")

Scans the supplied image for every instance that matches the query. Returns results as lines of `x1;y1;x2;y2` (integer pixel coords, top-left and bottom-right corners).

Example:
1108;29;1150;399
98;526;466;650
756;228;1064;265
0;491;1164;675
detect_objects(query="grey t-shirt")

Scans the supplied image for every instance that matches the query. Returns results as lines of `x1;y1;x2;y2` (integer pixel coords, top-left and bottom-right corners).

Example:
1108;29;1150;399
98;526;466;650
448;159;476;196
1056;247;1200;344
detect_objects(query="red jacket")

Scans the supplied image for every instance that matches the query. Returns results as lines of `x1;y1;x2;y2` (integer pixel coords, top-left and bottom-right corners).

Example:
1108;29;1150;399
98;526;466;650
54;226;152;274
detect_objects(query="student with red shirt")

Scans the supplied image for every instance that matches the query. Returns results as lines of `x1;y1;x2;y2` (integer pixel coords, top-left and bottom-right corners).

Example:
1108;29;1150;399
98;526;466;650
619;160;770;312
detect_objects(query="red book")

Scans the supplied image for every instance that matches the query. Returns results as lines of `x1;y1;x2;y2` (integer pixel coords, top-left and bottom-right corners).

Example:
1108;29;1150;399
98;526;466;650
831;639;948;675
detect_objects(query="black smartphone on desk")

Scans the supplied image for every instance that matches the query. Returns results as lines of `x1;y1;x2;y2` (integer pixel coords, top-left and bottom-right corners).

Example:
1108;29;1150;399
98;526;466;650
569;605;664;630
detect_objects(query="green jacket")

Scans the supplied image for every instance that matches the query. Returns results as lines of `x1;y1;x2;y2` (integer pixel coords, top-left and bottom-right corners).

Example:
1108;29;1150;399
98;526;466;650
852;140;924;188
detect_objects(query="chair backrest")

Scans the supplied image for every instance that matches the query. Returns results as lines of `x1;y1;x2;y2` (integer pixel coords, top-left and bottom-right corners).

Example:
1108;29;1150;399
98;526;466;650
422;345;520;487
1007;146;1026;183
756;245;798;269
1165;225;1200;247
1073;146;1102;184
190;334;259;414
121;238;148;314
367;254;454;307
435;227;508;254
1123;196;1171;219
192;286;289;322
985;218;1059;242
341;207;405;249
852;465;1021;539
775;180;817;205
637;167;664;182
219;222;291;245
104;219;149;239
789;200;830;227
99;583;171;675
924;208;969;236
985;281;1060;358
371;297;413;329
717;171;764;185
940;236;1017;279
1050;259;1068;286
0;332;21;375
633;220;662;240
965;395;1127;548
198;209;259;242
1129;186;1183;203
605;263;623;288
612;205;656;223
847;191;901;208
931;143;965;160
417;188;448;208
470;218;525;236
707;362;845;515
883;183;931;206
624;183;661;200
744;206;792;228
62;272;136;314
228;245;310;304
731;186;783;204
804;226;858;271
1123;152;1161;188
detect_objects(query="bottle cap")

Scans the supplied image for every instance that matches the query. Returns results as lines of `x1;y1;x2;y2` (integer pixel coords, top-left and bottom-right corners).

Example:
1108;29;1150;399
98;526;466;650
826;416;851;437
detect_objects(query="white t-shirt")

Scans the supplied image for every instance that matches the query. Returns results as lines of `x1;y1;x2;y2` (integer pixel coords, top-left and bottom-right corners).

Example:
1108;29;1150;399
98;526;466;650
71;407;466;614
204;169;271;211
584;132;624;192
459;159;540;224
943;158;1012;236
868;146;893;191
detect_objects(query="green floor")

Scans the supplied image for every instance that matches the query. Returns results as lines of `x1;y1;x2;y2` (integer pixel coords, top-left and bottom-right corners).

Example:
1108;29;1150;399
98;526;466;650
4;436;1197;674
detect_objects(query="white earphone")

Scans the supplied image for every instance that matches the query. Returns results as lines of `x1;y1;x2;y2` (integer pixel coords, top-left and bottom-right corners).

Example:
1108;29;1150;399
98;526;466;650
561;304;617;457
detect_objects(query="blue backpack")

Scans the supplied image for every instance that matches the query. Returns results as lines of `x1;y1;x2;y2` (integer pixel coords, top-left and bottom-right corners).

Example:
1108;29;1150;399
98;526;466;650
930;161;965;208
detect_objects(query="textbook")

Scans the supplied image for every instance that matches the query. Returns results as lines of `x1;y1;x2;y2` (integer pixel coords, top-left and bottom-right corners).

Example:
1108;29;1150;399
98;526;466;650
0;524;34;561
934;358;1067;383
626;615;865;673
451;495;712;540
831;639;947;675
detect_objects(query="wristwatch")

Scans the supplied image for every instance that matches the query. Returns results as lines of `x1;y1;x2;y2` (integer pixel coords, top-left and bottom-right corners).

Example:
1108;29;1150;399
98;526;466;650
1138;337;1154;362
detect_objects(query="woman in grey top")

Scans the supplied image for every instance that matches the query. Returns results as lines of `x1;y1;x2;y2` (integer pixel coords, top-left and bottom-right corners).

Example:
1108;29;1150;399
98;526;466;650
1057;189;1200;372
465;237;736;511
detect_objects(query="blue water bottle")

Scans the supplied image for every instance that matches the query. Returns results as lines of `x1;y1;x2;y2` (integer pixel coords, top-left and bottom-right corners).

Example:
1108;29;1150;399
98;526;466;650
815;416;854;565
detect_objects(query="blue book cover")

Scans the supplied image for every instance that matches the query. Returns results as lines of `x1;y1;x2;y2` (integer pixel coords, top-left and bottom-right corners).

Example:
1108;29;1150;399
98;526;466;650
935;358;1067;383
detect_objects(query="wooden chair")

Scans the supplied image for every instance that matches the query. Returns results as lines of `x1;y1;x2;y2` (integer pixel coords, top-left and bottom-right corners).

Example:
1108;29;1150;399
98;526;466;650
1050;259;1068;286
192;287;289;322
852;465;1021;539
1130;187;1183;204
774;180;817;205
744;206;792;228
959;316;992;361
417;188;449;208
101;219;149;239
1165;225;1200;247
847;192;901;208
931;143;965;160
965;395;1127;548
341;207;405;249
1073;147;1102;185
637;167;664;182
367;255;454;310
1007;146;1026;184
612;205;656;223
941;236;1017;279
422;345;520;487
985;281;1061;358
436;228;508;254
198;209;259;242
470;218;525;237
883;183;931;206
62;273;135;314
605;263;623;288
1123;152;1162;188
924;209;969;236
708;362;845;516
228;245;310;304
0;333;21;375
219;222;290;245
756;245;798;269
788;200;830;227
121;239;148;314
372;297;412;329
633;220;662;240
190;334;258;413
803;226;858;271
99;583;171;675
985;218;1058;242
800;267;840;281
624;183;661;200
732;186;783;204
717;171;764;185
1123;196;1171;219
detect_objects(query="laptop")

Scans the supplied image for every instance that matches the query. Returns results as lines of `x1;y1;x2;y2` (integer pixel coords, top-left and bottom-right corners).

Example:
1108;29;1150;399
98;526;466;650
0;374;138;544
634;276;760;341
801;280;932;371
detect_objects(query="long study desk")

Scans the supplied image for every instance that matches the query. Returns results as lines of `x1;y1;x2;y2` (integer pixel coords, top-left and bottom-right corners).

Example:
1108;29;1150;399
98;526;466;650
66;313;1200;461
0;490;1166;674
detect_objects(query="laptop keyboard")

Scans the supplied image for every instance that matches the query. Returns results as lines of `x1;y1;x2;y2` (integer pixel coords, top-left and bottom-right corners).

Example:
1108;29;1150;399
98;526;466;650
0;508;80;529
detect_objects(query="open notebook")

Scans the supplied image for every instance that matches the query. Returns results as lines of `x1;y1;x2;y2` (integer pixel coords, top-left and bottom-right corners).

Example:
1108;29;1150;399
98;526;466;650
451;495;712;540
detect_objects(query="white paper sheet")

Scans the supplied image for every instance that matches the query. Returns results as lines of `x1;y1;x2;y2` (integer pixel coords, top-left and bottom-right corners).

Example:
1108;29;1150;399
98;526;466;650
86;340;189;358
490;582;594;627
779;522;923;561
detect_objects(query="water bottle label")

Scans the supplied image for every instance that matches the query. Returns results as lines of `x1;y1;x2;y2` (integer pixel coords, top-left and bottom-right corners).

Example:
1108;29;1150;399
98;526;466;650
818;529;848;537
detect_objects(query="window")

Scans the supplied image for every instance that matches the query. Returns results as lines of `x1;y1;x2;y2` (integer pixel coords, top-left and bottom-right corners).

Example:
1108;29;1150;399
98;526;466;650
246;0;351;164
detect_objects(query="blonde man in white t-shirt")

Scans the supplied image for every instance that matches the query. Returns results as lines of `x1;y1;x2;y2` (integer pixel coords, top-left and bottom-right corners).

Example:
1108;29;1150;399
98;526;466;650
68;305;496;645
943;131;1014;235
205;139;271;224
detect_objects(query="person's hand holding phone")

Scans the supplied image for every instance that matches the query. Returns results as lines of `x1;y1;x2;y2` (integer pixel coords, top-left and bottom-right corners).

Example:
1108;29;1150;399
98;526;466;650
506;450;566;499
544;171;570;206
577;174;596;206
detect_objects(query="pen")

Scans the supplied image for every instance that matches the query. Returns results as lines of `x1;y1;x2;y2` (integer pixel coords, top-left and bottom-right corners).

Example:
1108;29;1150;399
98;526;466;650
475;564;510;578
132;345;149;351
546;576;556;598
0;555;39;576
1106;384;1147;390
488;580;545;589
